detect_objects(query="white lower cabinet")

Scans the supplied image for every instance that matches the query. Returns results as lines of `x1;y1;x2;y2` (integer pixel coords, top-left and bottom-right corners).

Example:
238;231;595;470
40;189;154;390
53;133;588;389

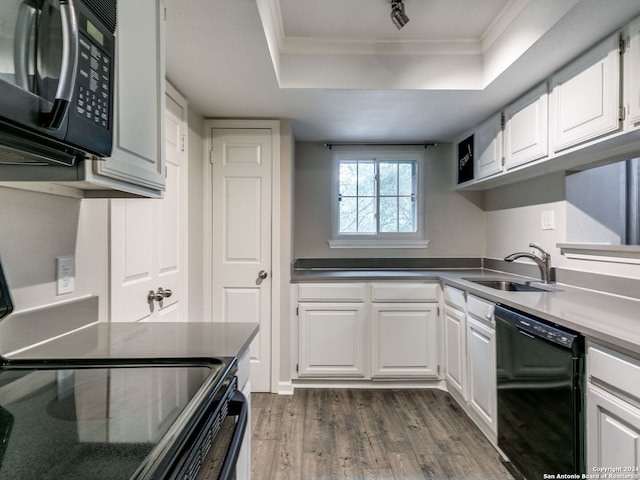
587;343;640;473
443;286;497;443
467;316;497;436
298;302;366;377
371;303;438;378
444;303;466;399
296;282;439;380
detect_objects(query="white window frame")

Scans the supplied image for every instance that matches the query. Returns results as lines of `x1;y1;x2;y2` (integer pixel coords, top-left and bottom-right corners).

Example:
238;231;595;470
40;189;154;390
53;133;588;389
329;148;429;249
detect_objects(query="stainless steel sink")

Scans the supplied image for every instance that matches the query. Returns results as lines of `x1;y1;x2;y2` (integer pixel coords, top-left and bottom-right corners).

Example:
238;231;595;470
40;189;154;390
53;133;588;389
464;278;559;292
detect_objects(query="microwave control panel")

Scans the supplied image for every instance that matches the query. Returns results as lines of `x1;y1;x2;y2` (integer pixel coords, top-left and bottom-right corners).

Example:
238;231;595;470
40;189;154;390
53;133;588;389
75;35;111;130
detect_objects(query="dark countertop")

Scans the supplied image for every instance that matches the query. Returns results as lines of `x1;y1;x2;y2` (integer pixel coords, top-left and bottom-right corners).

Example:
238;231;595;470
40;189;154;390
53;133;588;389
4;321;259;362
293;266;640;357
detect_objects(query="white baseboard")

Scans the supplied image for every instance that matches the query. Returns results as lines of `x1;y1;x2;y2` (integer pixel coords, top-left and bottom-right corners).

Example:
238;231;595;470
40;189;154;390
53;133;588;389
277;381;294;395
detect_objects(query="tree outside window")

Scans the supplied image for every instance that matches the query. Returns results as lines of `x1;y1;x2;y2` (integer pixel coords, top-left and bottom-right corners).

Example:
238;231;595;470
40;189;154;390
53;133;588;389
336;153;419;237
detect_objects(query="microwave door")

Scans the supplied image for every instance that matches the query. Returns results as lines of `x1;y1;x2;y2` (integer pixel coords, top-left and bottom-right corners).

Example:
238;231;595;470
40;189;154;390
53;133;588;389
0;0;37;93
13;0;37;92
0;0;71;138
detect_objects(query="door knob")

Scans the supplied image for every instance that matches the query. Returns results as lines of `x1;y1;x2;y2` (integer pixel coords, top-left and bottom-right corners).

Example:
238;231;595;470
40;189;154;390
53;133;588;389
147;287;172;303
258;270;268;280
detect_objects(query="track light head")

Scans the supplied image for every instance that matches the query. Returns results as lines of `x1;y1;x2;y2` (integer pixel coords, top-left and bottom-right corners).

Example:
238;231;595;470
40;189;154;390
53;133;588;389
390;0;410;30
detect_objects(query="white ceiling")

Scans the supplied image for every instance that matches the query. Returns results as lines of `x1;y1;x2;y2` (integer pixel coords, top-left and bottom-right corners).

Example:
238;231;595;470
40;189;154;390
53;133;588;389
165;0;640;143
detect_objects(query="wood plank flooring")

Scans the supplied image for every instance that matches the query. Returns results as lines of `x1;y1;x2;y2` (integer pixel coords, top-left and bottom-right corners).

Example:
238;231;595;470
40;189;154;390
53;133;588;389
251;389;514;480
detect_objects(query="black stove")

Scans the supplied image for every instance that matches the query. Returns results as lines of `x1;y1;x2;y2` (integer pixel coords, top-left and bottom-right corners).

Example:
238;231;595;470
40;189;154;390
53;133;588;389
0;261;247;480
0;358;244;480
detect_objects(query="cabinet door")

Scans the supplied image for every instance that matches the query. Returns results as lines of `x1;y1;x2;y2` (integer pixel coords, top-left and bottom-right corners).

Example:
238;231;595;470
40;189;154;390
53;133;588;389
474;114;503;179
91;0;166;194
371;303;438;378
444;305;466;399
504;83;549;169
298;303;366;377
550;33;621;153
628;17;640;126
587;384;640;473
467;317;497;435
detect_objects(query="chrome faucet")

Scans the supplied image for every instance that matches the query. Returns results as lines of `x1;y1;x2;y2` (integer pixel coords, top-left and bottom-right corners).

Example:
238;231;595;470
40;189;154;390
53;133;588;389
504;243;552;284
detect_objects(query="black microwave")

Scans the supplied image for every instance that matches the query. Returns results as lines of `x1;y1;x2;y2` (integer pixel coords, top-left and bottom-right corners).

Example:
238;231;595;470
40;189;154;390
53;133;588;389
0;0;116;166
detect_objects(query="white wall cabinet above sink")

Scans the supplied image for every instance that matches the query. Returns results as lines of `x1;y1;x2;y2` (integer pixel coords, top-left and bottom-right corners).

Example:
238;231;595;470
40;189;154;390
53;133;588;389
454;24;639;191
474;114;504;180
504;83;549;169
550;33;621;154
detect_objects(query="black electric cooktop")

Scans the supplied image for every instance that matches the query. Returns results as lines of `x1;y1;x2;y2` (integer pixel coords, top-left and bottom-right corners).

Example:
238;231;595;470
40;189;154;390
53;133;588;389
0;361;230;480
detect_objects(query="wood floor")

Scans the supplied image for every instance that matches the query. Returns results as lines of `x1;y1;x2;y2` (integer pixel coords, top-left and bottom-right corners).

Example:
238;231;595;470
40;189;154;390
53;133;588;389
250;389;514;480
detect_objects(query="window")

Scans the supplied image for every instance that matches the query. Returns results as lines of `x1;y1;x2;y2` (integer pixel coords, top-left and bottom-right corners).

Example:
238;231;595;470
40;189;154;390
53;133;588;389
330;150;427;248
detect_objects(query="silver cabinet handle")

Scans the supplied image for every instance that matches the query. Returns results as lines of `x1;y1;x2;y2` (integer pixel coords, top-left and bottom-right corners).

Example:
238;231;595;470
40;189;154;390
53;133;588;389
147;287;172;303
258;270;268;280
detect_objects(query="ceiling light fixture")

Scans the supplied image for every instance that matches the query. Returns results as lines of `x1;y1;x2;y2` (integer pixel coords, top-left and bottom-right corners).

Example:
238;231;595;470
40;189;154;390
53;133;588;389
390;0;410;30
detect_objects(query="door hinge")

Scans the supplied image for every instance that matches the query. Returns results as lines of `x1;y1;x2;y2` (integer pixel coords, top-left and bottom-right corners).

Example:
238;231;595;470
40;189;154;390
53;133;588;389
437;306;440;316
181;135;186;152
620;36;627;55
296;306;299;316
209;150;215;164
500;112;505;129
437;364;441;376
620;106;626;122
296;363;299;373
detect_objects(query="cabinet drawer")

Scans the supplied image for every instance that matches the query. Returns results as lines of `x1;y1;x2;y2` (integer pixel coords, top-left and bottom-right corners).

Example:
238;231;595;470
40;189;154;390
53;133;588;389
467;295;494;325
370;283;438;302
298;283;366;302
588;344;640;403
443;285;465;310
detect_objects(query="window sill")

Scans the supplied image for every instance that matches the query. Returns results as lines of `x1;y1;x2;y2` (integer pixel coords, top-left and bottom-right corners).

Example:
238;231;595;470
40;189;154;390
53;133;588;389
328;239;431;249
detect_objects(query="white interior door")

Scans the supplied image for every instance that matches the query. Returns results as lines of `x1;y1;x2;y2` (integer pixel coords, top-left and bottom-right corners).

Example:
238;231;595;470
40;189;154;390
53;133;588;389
110;85;188;323
210;128;272;392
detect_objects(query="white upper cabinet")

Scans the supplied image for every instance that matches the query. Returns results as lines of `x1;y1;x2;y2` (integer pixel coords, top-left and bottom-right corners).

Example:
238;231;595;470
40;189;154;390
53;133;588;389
550;33;622;153
627;16;640;127
504;83;549;169
88;0;166;196
474;113;503;180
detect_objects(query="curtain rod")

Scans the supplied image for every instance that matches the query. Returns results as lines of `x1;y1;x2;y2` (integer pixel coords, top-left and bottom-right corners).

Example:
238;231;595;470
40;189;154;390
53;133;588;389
323;142;437;150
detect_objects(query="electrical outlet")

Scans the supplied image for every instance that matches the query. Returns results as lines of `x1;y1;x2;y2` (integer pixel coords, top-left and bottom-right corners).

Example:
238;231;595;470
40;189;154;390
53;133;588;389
56;255;75;295
541;210;555;231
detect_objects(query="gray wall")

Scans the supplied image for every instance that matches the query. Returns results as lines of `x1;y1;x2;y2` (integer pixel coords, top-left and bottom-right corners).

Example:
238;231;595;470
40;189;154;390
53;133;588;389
293;142;485;258
0;187;109;320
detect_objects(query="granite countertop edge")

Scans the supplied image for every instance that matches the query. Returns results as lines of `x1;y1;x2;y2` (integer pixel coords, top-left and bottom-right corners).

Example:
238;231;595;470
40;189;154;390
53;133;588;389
292;267;640;357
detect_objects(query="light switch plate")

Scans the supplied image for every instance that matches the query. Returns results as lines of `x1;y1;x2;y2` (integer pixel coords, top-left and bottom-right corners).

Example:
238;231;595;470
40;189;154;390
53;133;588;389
541;210;555;231
56;255;75;295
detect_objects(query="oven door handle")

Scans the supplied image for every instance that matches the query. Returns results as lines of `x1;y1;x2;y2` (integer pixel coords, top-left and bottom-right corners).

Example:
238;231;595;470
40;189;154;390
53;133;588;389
218;389;248;480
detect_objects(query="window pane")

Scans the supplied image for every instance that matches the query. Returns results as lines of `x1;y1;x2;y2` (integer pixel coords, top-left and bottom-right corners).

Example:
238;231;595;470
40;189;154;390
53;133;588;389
339;162;357;196
379;197;398;232
358;197;376;233
379;162;397;196
398;196;415;232
398;162;414;196
339;197;357;233
357;161;376;197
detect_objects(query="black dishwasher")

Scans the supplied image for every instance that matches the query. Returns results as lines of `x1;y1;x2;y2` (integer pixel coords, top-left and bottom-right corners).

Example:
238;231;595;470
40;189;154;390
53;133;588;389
495;305;584;480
